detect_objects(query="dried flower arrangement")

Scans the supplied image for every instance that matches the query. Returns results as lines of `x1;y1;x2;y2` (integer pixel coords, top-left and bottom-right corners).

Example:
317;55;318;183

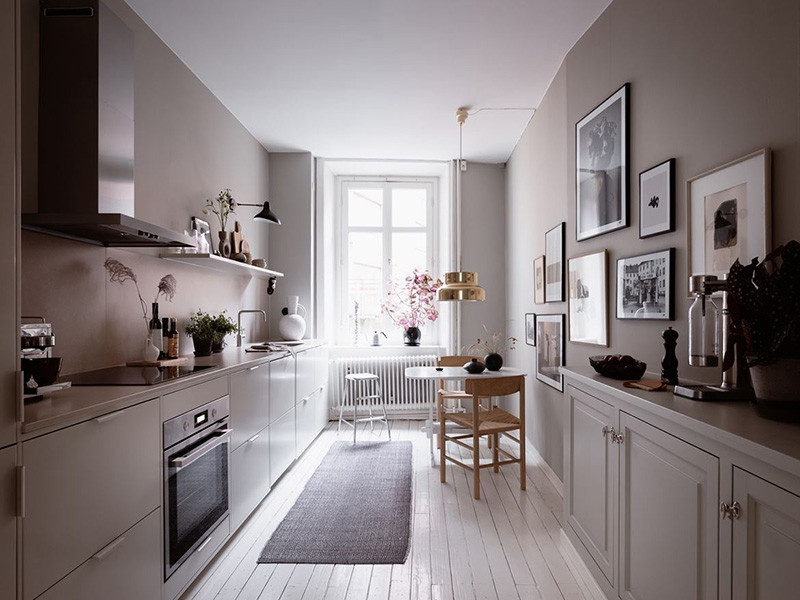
463;325;518;356
203;188;237;232
104;258;177;335
381;268;442;330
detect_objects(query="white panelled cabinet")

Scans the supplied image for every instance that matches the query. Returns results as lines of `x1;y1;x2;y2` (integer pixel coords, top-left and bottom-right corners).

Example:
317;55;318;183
0;445;15;600
564;369;800;600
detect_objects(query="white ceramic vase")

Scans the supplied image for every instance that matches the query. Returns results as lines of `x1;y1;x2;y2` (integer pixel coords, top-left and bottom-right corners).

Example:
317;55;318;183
279;296;307;341
144;335;160;361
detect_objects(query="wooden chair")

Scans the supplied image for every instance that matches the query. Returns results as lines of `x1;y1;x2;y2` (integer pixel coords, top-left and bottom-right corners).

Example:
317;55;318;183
436;356;493;449
439;375;526;500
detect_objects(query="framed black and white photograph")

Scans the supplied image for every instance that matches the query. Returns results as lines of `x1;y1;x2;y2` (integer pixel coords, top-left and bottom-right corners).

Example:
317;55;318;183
545;223;565;302
639;159;675;238
535;314;564;392
616;248;674;320
534;256;546;304
687;149;771;288
575;83;629;242
525;313;536;346
568;250;608;346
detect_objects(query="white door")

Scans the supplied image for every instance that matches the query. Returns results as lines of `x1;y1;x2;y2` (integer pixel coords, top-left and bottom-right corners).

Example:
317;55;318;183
565;385;616;586
732;467;800;600
0;445;15;600
619;412;719;600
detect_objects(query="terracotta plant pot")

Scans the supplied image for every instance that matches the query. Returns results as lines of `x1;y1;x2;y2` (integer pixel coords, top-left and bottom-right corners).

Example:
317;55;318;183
750;357;800;422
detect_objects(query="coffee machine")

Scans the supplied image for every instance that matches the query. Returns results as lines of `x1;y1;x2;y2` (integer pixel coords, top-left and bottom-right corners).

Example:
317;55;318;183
21;316;63;393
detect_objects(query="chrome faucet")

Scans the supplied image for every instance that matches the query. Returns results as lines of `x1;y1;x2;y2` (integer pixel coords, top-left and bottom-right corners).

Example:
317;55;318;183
236;309;267;347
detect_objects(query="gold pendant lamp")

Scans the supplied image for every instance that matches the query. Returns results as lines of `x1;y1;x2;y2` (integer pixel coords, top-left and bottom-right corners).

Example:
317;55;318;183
438;107;486;303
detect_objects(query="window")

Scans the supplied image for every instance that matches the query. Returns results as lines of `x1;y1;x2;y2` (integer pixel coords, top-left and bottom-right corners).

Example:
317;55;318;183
336;178;438;344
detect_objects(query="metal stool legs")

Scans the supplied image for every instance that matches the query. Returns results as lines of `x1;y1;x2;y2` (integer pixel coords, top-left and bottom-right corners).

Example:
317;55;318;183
337;374;391;443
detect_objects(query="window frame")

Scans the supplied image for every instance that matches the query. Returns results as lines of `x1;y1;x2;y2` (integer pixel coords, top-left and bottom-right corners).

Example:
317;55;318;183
334;176;439;345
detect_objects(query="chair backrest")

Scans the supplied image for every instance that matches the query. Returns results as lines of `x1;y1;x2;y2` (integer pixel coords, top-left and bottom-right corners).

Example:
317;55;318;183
438;355;479;391
465;375;525;397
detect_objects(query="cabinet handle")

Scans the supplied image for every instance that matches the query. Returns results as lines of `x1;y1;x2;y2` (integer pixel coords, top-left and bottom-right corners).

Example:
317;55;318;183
248;364;260;371
601;426;614;438
93;535;126;560
721;501;742;520
613;432;625;444
248;433;260;443
196;535;213;553
94;409;125;424
17;466;25;518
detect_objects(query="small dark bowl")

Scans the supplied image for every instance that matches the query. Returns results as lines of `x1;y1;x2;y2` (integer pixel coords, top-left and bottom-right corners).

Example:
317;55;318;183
589;355;647;380
22;357;63;390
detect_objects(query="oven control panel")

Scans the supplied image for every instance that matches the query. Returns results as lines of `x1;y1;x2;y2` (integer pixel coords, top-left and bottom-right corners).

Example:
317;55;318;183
164;395;230;450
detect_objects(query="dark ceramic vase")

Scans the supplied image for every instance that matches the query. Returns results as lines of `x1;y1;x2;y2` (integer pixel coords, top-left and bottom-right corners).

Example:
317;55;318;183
217;231;231;258
484;353;503;371
404;326;421;346
193;336;213;357
463;358;486;374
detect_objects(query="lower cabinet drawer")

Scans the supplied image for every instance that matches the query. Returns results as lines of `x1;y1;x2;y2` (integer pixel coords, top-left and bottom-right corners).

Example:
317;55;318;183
269;407;295;487
295;391;315;459
36;509;161;600
23;399;160;600
231;427;271;530
164;517;229;600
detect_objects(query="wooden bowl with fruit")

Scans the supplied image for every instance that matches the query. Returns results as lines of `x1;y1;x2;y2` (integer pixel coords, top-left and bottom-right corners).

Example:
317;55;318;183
588;354;647;380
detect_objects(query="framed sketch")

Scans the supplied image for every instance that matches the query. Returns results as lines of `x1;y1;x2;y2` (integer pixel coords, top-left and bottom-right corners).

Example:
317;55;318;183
568;250;609;346
687;148;771;289
576;84;629;241
525;313;536;346
535;314;565;392
545;223;565;302
533;256;546;304
616;248;674;320
639;159;675;238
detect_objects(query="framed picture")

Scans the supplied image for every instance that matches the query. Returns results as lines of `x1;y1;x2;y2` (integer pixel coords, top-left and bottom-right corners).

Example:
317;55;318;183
568;250;609;346
535;314;565;392
639;159;675;238
545;223;565;302
533;256;546;304
525;313;536;346
576;83;629;241
616;248;675;320
687;148;771;289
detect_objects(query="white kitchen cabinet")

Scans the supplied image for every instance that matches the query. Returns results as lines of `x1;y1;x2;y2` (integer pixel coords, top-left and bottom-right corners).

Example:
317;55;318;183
295;391;316;458
0;445;15;600
269;407;295;486
732;468;800;600
565;385;616;586
295;348;316;402
230;362;270;451
36;509;161;600
270;355;295;424
22;399;160;600
230;426;270;530
618;411;719;600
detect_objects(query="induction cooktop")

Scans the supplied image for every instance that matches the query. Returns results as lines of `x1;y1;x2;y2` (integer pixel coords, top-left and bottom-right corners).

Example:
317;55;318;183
68;364;218;386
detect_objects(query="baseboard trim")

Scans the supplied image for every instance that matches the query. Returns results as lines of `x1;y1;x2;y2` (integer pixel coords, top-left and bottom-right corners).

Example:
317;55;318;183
525;437;563;497
560;528;610;600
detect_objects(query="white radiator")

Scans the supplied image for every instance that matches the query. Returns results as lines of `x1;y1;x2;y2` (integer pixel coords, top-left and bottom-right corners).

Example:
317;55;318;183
330;354;438;417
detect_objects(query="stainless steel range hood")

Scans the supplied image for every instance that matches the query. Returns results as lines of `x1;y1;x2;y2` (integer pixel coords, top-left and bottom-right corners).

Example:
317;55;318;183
22;0;194;248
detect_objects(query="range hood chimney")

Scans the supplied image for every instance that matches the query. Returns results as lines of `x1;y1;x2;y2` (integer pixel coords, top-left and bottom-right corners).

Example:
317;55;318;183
22;0;194;248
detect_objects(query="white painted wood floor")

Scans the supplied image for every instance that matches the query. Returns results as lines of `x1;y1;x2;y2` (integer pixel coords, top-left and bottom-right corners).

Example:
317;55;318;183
180;420;605;600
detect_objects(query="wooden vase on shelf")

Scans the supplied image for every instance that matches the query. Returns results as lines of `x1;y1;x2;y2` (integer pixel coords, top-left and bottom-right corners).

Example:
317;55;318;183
217;231;231;258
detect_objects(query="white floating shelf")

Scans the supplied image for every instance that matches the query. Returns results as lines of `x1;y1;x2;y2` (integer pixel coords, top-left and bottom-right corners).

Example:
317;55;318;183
159;253;284;279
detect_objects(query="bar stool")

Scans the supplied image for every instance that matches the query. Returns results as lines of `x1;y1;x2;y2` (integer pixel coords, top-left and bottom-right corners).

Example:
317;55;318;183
337;373;391;443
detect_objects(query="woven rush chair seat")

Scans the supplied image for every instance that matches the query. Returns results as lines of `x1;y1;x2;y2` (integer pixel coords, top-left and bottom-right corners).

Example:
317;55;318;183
446;407;520;435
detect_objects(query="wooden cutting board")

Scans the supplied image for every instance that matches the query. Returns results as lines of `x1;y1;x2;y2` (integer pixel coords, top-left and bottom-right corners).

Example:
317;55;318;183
126;357;189;367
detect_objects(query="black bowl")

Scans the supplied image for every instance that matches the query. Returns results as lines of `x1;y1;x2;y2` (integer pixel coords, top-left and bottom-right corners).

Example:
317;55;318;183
22;357;63;390
589;355;646;380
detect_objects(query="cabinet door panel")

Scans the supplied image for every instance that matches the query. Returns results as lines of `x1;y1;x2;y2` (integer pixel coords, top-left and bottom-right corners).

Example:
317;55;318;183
0;446;15;600
295;349;315;402
270;356;295;423
732;468;800;600
230;427;270;530
619;412;718;600
269;407;295;486
230;362;270;451
565;385;615;585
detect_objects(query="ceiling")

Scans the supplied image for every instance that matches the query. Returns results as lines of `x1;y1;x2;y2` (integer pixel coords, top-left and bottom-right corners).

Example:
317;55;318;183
125;0;611;163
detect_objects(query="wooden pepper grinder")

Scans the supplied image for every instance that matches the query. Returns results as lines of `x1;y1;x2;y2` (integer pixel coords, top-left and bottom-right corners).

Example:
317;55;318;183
661;326;679;385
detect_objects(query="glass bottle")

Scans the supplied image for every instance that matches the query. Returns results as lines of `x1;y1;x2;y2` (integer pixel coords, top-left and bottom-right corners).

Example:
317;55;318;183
688;293;719;367
149;303;163;359
168;318;179;359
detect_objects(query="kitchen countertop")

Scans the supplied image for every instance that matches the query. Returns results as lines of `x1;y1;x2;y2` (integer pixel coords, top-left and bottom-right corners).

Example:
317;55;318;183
562;367;800;475
22;340;326;438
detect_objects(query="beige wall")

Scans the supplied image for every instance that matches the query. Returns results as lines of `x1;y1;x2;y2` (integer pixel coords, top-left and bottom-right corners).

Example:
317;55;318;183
506;0;800;479
20;0;272;374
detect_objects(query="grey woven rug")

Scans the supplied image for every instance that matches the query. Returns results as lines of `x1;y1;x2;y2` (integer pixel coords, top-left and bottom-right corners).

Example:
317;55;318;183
258;441;413;564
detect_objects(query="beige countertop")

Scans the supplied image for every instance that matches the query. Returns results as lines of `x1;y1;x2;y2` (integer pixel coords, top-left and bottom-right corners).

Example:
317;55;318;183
562;367;800;474
22;340;326;438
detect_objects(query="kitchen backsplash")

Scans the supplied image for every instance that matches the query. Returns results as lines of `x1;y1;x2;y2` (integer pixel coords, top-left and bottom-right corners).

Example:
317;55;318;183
21;231;271;374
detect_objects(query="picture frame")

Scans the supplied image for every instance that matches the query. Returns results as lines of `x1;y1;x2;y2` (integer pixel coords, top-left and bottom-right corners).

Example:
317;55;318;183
533;256;546;304
535;314;565;392
639;158;675;238
687;148;771;291
525;313;536;346
568;250;609;346
616;248;675;320
575;83;630;242
544;223;565;302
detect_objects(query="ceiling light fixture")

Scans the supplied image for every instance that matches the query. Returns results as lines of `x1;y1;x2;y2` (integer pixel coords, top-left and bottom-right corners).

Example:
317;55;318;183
237;201;282;224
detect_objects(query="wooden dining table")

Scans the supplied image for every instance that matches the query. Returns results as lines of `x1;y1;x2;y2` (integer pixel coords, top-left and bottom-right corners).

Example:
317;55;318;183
404;366;526;465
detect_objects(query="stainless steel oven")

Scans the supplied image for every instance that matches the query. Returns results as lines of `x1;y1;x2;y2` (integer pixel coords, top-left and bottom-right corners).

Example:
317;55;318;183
163;396;231;579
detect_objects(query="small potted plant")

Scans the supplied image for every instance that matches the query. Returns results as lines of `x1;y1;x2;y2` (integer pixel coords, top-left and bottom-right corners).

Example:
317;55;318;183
727;240;800;417
211;310;239;353
202;189;237;257
185;310;217;357
381;268;442;346
464;325;517;371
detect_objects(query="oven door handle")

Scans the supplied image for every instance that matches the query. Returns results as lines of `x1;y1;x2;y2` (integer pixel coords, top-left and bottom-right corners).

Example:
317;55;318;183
170;428;232;470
